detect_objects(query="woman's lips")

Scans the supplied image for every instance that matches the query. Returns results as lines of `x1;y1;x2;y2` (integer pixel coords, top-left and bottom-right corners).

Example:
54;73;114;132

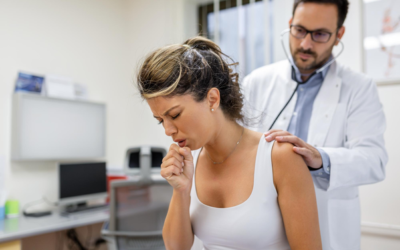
178;140;187;148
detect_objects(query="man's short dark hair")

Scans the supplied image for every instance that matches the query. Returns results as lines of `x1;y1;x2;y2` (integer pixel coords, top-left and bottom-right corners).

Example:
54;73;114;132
293;0;349;28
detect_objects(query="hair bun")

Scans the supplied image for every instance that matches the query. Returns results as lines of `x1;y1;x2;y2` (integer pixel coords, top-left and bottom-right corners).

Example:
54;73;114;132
137;36;244;124
192;43;208;50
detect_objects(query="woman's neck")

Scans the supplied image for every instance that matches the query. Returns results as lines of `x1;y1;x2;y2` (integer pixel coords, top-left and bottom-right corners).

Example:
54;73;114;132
203;120;244;164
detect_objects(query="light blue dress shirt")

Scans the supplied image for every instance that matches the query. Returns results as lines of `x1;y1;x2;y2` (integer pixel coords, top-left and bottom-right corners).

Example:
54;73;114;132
287;61;331;180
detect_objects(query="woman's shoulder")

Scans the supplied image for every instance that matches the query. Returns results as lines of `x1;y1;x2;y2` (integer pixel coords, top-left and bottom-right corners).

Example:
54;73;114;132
272;142;306;170
271;141;310;188
244;130;298;154
272;141;296;157
245;129;264;144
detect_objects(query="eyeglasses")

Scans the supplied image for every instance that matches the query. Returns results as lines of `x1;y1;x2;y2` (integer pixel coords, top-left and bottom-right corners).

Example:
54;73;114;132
290;25;333;43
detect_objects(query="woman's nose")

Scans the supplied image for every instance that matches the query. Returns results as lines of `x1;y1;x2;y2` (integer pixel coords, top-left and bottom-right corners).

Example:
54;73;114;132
163;120;177;137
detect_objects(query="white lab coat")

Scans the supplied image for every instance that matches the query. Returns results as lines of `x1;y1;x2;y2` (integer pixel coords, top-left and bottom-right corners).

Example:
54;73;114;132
241;60;388;250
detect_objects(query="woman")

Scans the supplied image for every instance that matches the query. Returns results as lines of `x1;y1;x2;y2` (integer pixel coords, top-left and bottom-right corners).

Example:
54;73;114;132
136;36;322;250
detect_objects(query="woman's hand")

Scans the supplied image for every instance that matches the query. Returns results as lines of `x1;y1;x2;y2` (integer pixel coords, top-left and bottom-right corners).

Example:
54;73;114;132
161;144;194;193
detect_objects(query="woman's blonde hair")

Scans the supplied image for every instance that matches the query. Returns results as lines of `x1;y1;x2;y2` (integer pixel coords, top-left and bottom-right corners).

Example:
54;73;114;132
137;36;244;122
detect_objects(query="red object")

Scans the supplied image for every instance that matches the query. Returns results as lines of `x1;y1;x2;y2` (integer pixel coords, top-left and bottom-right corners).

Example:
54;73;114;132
106;175;128;203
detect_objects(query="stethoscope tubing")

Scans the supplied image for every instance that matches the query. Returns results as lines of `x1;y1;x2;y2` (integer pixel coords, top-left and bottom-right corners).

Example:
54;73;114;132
268;67;316;130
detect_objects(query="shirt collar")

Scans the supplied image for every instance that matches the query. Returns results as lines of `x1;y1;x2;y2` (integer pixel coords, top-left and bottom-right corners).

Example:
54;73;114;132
291;55;332;83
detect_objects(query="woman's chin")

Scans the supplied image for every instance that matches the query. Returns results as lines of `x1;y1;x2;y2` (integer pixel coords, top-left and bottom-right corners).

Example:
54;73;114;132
183;142;201;151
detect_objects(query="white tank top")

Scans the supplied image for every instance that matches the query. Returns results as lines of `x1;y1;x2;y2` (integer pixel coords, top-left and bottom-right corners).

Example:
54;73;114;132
190;136;290;250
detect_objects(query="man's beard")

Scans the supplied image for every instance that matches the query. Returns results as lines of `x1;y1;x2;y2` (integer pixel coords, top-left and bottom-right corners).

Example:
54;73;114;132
293;46;334;72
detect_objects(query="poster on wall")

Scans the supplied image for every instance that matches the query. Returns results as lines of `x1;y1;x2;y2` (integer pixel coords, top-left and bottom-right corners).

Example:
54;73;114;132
363;0;400;84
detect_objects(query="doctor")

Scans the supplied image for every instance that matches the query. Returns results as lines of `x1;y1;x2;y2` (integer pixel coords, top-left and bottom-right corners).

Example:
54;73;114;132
241;0;388;249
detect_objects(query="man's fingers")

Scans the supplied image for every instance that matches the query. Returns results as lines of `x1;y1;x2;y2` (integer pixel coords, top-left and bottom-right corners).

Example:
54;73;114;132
265;131;292;142
275;135;305;146
293;146;311;157
264;129;283;136
293;147;321;168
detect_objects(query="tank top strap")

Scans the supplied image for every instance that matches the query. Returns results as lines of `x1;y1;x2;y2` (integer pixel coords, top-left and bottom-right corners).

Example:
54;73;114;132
190;148;202;198
253;137;278;198
191;148;202;170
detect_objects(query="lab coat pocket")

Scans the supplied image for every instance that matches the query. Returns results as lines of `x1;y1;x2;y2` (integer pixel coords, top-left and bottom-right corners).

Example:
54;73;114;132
328;198;361;250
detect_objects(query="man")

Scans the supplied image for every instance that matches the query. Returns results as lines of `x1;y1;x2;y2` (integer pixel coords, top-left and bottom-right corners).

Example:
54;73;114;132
241;0;388;249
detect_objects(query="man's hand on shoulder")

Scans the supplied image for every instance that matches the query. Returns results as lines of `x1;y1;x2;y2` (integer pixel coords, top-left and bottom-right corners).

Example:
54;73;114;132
265;129;323;169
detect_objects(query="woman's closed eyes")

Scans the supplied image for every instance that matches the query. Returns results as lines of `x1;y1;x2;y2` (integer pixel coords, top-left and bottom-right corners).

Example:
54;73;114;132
157;113;181;125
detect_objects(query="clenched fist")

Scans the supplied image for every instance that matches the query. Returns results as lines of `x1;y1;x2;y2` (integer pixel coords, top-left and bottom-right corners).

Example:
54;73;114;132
161;144;194;193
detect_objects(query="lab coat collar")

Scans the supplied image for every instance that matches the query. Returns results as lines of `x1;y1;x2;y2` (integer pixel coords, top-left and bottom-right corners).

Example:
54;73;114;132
282;60;296;86
292;55;333;83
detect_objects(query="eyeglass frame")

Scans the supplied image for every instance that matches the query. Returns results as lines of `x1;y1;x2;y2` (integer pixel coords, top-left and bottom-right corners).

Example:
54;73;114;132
290;24;336;43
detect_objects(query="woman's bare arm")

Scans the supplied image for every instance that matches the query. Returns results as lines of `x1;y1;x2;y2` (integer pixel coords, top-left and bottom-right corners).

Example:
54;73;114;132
163;190;194;250
272;142;322;250
161;145;194;250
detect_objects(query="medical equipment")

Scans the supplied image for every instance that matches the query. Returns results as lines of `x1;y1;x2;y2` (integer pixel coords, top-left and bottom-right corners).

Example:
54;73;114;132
268;29;344;130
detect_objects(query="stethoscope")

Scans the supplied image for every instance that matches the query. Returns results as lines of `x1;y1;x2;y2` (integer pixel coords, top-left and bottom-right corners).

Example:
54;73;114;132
268;28;345;130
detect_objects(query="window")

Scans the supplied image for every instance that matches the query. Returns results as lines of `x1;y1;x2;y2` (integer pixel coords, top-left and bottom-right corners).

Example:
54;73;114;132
198;0;272;77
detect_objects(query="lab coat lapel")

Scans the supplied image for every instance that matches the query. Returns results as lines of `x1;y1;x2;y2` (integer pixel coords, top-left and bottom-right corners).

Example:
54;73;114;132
308;62;342;147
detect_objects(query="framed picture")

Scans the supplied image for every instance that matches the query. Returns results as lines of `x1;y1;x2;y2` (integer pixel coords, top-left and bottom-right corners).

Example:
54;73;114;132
363;0;400;85
15;72;44;93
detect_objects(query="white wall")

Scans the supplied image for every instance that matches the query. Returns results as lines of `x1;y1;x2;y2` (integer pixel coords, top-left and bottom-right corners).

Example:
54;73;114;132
272;0;294;63
0;1;203;248
340;1;400;248
360;84;400;249
0;0;124;204
0;0;189;206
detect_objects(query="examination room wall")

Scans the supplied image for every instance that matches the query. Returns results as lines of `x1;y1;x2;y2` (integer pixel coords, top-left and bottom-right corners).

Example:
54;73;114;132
0;0;191;214
0;0;195;248
338;0;400;248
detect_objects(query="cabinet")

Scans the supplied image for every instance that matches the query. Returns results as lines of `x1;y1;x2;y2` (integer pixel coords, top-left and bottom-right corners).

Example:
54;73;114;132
11;93;106;161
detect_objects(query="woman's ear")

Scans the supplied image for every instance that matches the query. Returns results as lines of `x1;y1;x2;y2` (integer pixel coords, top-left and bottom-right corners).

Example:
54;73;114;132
207;88;220;111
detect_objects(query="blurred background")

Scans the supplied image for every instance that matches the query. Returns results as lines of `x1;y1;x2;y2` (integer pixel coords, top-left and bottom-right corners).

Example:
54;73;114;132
0;0;399;249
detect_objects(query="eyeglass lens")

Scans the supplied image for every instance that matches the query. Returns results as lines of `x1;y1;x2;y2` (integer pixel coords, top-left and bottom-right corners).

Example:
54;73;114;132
290;26;331;43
